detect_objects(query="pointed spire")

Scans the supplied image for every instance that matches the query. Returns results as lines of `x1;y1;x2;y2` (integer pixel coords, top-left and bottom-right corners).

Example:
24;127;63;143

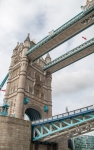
24;33;30;48
14;42;19;50
45;53;51;63
24;33;30;42
46;53;51;58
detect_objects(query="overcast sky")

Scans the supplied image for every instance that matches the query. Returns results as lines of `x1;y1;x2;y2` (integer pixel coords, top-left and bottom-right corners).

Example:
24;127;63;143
0;0;94;135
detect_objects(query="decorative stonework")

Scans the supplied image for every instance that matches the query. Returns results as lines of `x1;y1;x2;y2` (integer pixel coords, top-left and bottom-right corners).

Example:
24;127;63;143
81;0;94;11
4;34;52;120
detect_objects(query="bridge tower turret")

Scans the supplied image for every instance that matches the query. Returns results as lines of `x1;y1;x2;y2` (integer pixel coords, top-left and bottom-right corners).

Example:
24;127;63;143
4;34;52;120
45;53;51;63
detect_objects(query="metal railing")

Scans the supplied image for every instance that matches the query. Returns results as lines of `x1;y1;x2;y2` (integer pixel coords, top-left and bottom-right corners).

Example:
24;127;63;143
32;105;94;125
43;38;94;70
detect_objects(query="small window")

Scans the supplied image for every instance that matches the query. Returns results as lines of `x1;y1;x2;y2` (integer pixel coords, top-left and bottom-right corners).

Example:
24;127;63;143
13;87;15;92
14;103;15;107
11;88;13;93
35;89;39;97
29;86;32;93
41;93;44;99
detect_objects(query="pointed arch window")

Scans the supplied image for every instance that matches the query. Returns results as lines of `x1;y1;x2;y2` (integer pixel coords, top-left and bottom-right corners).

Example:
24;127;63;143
34;89;39;97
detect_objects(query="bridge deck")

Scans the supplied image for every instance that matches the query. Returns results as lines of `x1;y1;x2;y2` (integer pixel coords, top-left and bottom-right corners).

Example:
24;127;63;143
43;38;94;73
26;5;94;61
32;105;94;141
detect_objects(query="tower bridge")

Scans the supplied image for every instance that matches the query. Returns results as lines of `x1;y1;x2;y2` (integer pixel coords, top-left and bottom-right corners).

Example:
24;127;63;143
0;1;94;150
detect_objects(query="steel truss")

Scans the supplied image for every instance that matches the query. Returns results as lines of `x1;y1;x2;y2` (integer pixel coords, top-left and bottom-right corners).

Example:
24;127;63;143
32;106;94;141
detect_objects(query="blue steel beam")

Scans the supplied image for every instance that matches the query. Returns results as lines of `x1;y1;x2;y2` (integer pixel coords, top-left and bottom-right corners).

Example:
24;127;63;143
26;3;94;61
32;105;94;141
0;74;9;90
43;38;94;73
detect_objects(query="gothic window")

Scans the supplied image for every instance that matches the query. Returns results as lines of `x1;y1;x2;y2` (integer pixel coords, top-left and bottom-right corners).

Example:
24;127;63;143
41;93;44;99
15;86;17;91
34;89;39;97
27;71;31;77
29;86;32;93
35;73;40;82
13;87;15;92
11;88;13;93
14;103;15;108
11;101;13;108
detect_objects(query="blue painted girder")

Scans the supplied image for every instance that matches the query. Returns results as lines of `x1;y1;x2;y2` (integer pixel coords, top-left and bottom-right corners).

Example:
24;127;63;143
32;106;94;141
0;73;9;90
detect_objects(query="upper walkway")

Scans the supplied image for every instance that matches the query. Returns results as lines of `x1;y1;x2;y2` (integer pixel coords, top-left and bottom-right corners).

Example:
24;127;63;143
26;4;94;61
43;38;94;73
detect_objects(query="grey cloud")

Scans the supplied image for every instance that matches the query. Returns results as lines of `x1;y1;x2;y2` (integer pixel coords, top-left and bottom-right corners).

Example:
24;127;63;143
52;70;94;97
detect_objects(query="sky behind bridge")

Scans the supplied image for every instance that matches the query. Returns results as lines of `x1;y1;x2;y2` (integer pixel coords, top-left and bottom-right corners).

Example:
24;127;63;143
0;0;94;135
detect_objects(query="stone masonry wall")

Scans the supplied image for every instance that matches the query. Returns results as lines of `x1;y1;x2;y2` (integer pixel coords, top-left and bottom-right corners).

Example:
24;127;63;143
57;138;68;150
31;143;58;150
0;116;68;150
0;116;31;150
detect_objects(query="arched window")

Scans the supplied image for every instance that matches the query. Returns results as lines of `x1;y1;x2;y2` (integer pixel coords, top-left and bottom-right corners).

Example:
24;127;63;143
41;92;44;99
29;86;32;93
34;88;39;97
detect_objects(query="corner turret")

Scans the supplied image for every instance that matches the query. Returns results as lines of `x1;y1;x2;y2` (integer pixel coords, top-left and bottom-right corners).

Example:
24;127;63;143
14;42;19;51
24;33;30;48
45;53;51;64
81;0;94;11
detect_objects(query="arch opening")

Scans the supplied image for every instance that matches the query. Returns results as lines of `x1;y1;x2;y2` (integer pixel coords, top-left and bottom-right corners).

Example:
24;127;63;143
25;108;41;121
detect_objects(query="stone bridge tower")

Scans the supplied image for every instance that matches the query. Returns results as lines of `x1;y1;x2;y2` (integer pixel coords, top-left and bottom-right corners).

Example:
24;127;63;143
4;34;52;120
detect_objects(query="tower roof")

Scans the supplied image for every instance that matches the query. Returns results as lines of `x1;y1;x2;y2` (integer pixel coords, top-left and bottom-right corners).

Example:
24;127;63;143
14;42;19;50
24;33;30;42
46;53;51;58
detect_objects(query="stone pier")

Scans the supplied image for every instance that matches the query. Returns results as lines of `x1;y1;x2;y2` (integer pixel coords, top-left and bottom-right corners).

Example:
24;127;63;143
0;116;68;150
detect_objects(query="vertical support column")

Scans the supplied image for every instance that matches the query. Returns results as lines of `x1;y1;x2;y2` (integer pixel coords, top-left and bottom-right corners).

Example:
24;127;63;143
46;72;52;117
57;138;68;150
15;56;28;119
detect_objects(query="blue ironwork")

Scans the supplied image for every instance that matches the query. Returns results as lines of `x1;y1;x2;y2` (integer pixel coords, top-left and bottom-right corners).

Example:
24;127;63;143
0;73;9;90
32;105;94;141
0;100;9;116
44;105;48;112
26;4;94;57
24;97;29;105
43;38;94;71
